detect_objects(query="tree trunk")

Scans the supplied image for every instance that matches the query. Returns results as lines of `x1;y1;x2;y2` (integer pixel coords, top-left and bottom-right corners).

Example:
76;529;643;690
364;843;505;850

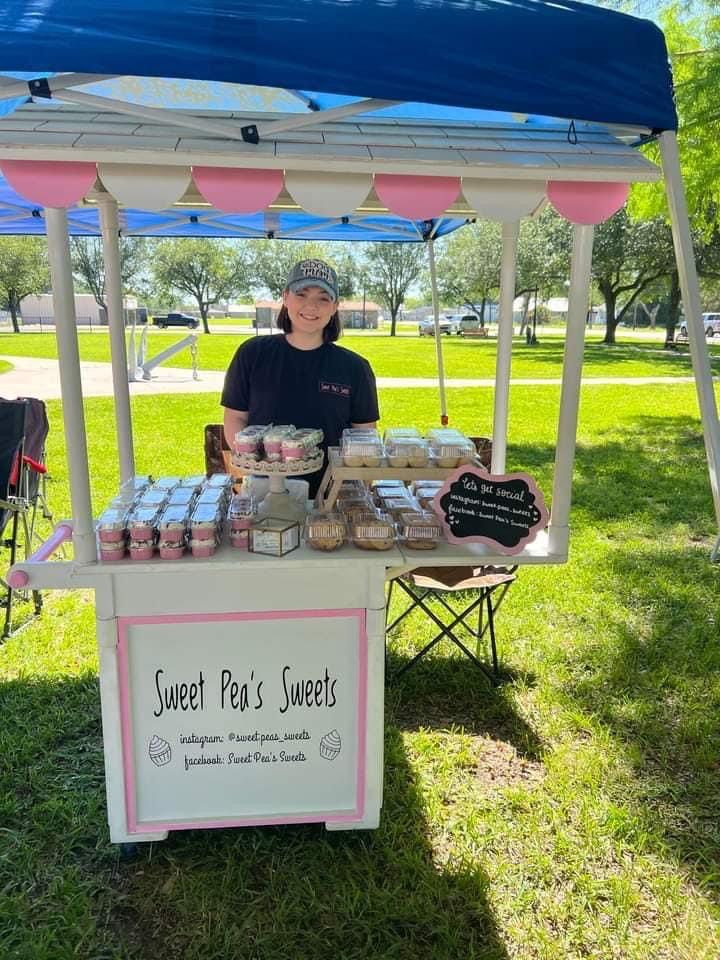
664;271;681;348
196;296;211;335
479;297;486;328
9;302;20;333
601;286;618;345
389;308;398;337
518;293;530;335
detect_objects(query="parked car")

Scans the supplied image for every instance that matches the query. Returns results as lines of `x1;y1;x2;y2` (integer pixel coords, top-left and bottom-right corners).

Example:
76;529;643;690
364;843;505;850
418;314;463;336
678;312;720;339
152;312;200;329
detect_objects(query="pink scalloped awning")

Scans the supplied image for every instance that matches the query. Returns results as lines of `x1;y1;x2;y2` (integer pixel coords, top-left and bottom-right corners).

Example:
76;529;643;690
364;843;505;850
192;167;284;213
547;181;630;225
0;160;97;208
374;174;461;220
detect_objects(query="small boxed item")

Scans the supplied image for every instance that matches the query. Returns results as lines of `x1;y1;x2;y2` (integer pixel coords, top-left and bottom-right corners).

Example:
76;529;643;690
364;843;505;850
195;487;226;508
428;436;477;468
263;425;296;459
127;506;159;541
136;488;169;509
189;538;217;559
250;517;300;556
397;511;444;550
152;476;181;491
341;431;385;468
383;496;420;520
304;512;347;552
349;512;395;551
190;502;221;541
99;541;126;562
157;504;190;544
96;508;127;543
383;426;422;443
204;472;233;490
227;493;256;531
159;540;185;560
229;528;249;550
128;539;155;561
386;437;430;468
178;474;207;491
167;486;197;508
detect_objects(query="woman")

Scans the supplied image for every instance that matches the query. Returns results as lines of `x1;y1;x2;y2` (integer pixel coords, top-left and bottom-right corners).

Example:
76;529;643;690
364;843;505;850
222;258;379;496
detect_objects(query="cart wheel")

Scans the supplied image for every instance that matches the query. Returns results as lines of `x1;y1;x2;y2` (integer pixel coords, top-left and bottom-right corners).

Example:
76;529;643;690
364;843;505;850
119;843;139;860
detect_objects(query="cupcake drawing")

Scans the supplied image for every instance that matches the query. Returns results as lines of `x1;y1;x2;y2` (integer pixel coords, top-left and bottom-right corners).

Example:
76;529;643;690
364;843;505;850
319;729;342;761
148;734;172;767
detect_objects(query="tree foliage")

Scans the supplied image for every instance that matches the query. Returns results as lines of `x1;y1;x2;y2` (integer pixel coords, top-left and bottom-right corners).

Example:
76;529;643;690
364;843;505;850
434;223;501;324
246;240;355;299
71;237;149;312
152;239;249;334
591;212;675;344
363;243;425;336
0;237;49;333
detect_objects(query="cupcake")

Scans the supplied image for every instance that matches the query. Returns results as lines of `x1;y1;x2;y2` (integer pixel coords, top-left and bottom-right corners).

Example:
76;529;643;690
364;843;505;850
319;729;342;760
148;735;171;766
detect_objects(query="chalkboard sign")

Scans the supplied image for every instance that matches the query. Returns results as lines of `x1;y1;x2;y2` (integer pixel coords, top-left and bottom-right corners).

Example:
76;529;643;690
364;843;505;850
117;609;366;832
435;467;549;554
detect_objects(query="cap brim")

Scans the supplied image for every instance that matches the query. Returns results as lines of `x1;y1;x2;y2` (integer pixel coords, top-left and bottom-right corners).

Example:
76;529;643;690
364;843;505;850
288;279;338;300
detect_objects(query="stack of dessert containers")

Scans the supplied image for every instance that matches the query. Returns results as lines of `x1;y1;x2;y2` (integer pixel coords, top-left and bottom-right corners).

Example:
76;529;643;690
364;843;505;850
96;507;128;561
127;505;160;560
189;501;222;558
426;428;477;468
157;503;190;560
227;492;256;549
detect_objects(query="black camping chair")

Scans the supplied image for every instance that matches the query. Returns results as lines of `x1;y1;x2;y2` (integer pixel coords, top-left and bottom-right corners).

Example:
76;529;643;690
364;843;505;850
385;564;517;684
0;397;52;639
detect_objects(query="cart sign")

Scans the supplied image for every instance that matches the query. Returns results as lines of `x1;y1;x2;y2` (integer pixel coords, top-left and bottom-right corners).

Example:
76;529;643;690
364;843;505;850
117;609;366;832
435;467;548;553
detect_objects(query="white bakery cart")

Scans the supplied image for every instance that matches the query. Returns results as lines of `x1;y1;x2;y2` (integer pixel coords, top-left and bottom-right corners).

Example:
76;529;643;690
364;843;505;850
4;13;720;843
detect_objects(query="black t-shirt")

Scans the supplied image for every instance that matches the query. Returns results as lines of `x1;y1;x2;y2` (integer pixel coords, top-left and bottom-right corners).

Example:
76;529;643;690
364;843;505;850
221;335;380;495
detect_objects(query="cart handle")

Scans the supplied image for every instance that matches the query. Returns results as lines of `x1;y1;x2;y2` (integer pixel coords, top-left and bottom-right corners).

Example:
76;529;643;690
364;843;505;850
7;521;74;589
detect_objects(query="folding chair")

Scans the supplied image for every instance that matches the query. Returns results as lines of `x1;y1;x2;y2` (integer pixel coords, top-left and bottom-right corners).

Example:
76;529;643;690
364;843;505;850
386;564;517;683
0;397;52;639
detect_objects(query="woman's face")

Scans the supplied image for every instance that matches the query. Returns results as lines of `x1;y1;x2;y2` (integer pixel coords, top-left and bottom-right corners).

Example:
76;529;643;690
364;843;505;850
283;285;337;337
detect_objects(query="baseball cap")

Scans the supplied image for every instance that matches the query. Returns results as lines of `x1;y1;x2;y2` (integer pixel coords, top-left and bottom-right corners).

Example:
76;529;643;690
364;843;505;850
287;259;338;300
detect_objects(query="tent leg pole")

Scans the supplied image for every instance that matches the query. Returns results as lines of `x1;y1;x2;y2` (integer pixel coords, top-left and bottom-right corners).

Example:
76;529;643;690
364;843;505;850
548;223;594;557
492;221;519;473
659;131;720;553
427;238;448;425
98;197;135;485
45;207;97;563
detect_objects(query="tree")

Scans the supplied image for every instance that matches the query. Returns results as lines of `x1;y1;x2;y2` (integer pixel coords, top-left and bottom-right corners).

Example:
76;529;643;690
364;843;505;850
434;223;501;325
363;243;425;336
246;240;333;299
152;239;250;334
516;210;573;330
71;237;149;315
591;212;675;344
0;237;49;333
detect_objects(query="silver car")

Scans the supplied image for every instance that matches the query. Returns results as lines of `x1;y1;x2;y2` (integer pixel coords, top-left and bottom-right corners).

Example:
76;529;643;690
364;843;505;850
679;312;720;339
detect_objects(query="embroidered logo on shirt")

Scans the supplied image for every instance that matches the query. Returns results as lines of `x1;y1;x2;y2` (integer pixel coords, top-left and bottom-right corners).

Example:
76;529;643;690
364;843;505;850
319;380;351;398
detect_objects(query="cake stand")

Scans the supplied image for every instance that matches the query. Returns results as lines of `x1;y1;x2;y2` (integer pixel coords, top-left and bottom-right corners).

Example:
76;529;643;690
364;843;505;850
231;452;324;523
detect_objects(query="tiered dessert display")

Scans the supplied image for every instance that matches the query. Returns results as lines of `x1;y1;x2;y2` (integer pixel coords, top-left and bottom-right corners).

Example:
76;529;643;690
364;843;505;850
231;425;324;522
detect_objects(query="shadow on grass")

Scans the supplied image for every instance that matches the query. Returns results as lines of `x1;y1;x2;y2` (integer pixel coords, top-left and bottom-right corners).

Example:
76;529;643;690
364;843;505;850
513;413;720;895
1;671;511;960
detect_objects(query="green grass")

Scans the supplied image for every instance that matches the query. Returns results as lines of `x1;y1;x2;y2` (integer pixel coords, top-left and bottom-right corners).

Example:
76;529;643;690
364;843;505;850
2;382;720;958
1;329;719;381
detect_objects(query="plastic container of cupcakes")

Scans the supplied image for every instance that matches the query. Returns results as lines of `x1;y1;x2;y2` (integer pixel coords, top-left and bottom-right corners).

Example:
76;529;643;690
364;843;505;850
189;502;221;542
304;512;347;552
428;435;477;468
96;508;127;543
127;506;160;542
99;541;127;562
340;430;385;468
385;437;431;468
157;504;189;545
396;511;444;550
